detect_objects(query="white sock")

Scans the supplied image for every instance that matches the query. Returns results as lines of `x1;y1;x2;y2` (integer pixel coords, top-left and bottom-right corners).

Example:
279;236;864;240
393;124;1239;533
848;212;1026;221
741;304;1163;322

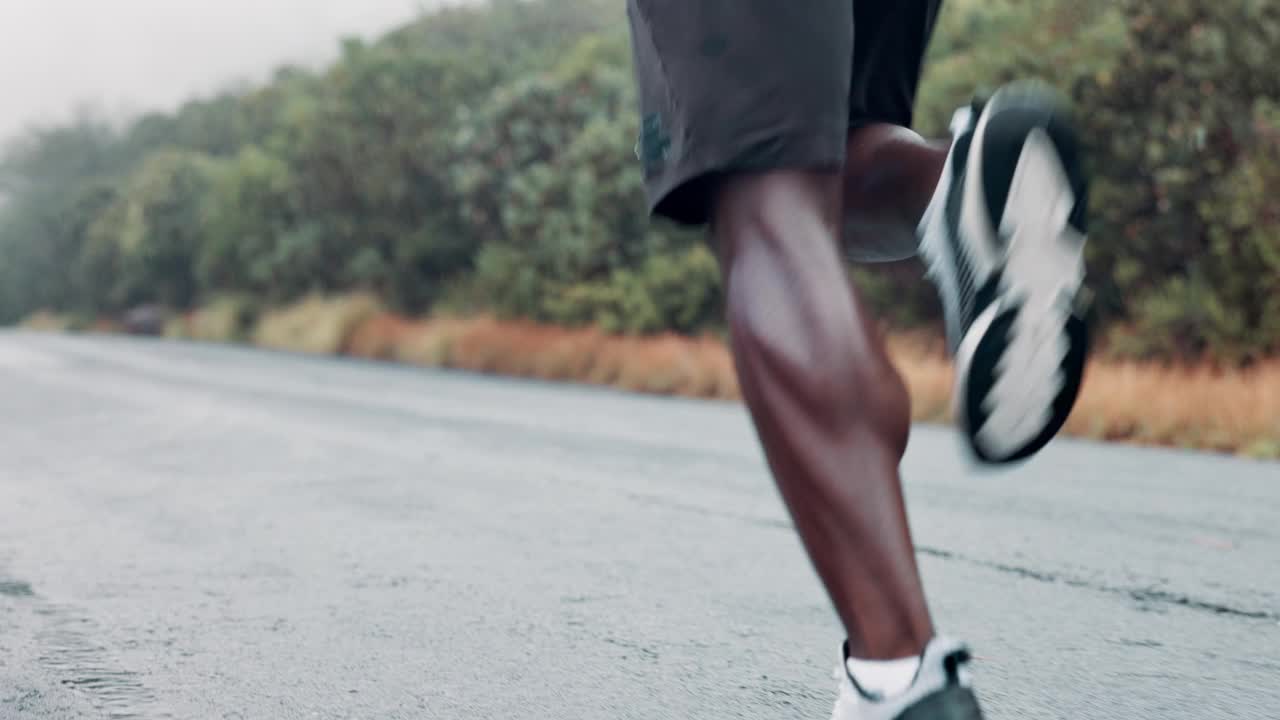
845;655;921;699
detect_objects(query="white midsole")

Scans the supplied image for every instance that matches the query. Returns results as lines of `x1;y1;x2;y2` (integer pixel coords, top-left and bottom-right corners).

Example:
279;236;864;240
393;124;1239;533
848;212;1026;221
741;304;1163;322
952;300;1001;432
919;94;1087;461
969;127;1087;459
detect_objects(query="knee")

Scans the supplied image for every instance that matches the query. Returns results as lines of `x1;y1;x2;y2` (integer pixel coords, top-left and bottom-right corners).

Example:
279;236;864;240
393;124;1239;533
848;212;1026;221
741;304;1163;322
713;171;842;252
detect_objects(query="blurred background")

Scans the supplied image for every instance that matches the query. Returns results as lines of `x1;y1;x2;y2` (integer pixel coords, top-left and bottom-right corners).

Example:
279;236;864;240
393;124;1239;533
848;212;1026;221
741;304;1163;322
1;0;1277;457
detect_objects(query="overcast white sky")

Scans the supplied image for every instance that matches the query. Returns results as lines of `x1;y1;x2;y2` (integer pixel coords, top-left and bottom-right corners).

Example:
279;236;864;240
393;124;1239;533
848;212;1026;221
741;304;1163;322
0;0;460;144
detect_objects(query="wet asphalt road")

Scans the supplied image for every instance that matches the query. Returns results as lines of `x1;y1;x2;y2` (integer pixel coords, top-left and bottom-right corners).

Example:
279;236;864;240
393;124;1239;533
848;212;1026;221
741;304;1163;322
0;331;1277;720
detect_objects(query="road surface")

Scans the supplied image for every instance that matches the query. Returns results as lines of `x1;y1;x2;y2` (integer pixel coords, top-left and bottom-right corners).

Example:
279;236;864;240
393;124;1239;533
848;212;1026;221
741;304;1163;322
0;331;1276;719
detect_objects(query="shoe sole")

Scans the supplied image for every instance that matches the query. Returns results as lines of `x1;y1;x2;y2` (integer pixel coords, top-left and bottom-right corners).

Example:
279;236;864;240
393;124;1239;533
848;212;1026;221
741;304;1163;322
952;84;1091;465
895;685;985;720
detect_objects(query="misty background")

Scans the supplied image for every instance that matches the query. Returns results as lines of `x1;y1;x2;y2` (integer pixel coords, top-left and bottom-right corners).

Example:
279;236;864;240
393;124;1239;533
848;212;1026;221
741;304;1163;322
0;0;457;144
0;0;1276;457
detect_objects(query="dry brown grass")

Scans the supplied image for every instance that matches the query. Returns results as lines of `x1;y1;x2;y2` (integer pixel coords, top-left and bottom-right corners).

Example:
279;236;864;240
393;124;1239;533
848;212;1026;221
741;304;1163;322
889;334;1279;459
163;313;192;339
21;311;78;332
346;312;418;360
374;315;741;401
1064;360;1280;458
389;318;462;367
89;318;123;334
189;297;255;343
372;315;1278;459
252;293;383;355
38;297;1274;459
163;297;256;343
886;331;955;425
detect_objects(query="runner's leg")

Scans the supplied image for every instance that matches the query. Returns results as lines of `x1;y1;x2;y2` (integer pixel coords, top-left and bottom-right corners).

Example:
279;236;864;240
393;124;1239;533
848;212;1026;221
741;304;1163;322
627;0;934;662
628;3;986;717
713;169;934;660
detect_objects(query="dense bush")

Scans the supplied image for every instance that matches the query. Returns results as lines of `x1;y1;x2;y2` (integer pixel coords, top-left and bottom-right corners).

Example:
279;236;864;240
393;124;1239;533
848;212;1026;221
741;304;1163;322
450;33;718;333
0;0;1276;362
1077;0;1280;362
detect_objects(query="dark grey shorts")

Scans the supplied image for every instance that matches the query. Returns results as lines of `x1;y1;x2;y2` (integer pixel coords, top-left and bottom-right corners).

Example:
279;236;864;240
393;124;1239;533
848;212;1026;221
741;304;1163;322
627;0;943;226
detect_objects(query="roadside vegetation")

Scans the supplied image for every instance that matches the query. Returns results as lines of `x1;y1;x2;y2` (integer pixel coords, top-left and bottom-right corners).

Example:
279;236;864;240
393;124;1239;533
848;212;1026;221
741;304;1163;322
4;0;1278;458
33;294;1273;459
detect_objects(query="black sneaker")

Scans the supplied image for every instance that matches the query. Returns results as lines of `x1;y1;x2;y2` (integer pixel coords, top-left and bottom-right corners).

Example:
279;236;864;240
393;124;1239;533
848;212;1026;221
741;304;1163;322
916;81;1091;464
830;636;984;720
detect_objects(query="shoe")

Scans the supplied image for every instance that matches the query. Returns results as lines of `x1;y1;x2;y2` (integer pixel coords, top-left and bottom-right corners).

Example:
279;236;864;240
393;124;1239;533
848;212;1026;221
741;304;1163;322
916;81;1091;465
830;636;984;720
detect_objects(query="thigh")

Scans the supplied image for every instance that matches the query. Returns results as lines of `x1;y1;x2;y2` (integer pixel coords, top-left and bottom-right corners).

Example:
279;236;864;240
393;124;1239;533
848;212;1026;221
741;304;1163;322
627;1;854;226
849;0;944;130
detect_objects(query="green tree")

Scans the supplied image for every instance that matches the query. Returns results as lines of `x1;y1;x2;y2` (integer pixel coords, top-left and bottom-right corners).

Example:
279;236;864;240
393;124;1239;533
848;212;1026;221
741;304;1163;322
198;146;298;297
452;32;719;333
80;150;217;310
1075;0;1280;361
0;113;126;321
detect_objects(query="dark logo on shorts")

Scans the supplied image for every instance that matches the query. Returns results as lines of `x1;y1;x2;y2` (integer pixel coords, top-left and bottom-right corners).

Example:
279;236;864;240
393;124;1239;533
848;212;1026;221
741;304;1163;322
635;113;671;171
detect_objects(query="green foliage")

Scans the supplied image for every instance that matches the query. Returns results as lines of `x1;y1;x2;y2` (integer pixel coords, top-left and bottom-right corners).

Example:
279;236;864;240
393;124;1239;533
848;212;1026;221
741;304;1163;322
542;243;721;334
918;0;1127;135
80;149;217;311
452;32;715;333
1075;0;1280;361
0;0;1276;363
175;294;262;343
0;115;129;322
198;146;298;297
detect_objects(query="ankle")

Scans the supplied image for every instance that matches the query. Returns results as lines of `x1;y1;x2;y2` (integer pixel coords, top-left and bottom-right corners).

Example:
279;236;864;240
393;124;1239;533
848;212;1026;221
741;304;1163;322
846;628;932;664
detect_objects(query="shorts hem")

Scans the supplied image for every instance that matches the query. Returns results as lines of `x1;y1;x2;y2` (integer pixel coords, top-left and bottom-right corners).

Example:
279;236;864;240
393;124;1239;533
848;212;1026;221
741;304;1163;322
645;127;848;227
848;112;915;134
